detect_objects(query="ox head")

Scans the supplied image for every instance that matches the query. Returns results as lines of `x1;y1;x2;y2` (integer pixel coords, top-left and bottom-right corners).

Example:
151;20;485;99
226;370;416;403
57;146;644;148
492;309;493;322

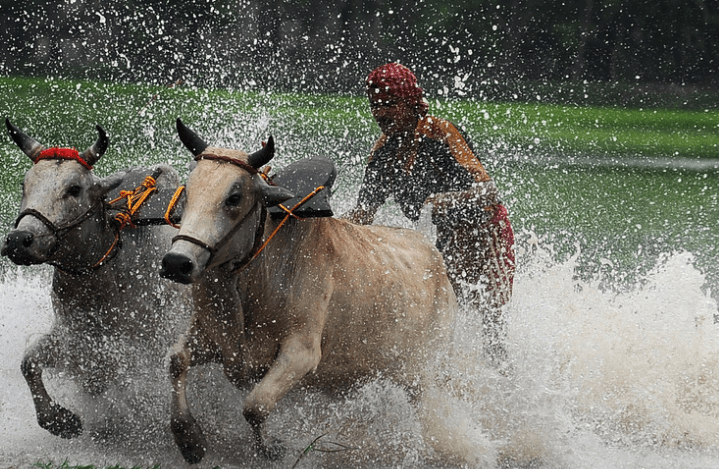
1;118;125;266
160;119;294;284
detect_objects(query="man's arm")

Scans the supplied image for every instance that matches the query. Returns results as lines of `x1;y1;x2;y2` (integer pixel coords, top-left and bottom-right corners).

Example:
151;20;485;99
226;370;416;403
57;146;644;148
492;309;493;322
342;146;390;225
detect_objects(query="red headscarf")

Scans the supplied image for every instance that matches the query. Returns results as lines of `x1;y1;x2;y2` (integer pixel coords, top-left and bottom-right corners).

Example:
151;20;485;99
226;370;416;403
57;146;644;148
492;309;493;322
366;63;429;117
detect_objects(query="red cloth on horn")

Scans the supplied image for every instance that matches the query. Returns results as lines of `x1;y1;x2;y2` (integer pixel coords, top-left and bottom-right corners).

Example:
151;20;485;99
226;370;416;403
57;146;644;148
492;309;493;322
36;147;93;170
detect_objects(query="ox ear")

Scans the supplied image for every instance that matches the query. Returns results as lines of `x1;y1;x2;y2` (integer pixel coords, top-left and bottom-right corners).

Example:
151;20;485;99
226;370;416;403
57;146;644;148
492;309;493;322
93;169;128;198
247;136;275;169
79;125;109;167
176;118;208;156
260;183;294;207
5;118;45;162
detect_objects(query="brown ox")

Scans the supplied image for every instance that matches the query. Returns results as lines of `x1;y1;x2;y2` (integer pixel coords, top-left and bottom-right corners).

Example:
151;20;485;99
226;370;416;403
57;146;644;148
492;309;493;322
159;119;458;463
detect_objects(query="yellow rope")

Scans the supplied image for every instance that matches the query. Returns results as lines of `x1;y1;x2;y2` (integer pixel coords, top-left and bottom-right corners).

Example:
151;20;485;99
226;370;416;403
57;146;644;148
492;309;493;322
93;175;158;268
259;165;272;183
108;175;158;229
164;185;186;229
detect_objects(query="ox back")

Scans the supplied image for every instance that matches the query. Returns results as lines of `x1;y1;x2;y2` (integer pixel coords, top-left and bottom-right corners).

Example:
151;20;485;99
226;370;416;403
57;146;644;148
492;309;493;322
266;157;336;219
107;167;185;226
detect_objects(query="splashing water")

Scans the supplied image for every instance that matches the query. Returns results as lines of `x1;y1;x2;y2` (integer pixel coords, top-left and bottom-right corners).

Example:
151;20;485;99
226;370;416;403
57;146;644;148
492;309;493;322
1;2;718;463
2;231;719;468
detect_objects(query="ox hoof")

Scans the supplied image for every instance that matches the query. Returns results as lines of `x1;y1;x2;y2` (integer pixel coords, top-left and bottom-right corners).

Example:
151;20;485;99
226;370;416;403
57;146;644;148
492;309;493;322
260;437;286;461
39;404;82;439
171;417;207;464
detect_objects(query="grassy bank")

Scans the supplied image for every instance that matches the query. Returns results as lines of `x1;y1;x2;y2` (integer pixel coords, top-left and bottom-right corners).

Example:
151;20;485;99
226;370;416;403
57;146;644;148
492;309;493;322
438;100;719;160
2;75;718;168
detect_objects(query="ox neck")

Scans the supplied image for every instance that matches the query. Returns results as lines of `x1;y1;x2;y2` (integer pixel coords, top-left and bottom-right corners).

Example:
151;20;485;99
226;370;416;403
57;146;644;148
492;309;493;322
227;213;317;276
48;203;121;276
225;205;268;274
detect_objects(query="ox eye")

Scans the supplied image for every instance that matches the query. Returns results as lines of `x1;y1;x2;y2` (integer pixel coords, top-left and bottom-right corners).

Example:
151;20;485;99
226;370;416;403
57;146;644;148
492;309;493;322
226;194;242;207
67;185;82;197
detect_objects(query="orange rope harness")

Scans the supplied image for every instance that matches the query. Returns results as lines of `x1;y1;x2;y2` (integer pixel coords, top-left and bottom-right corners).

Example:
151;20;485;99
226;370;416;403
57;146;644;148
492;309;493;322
95;174;159;268
108;174;159;229
164;185;186;229
259;165;272;183
249;185;325;263
93;232;121;269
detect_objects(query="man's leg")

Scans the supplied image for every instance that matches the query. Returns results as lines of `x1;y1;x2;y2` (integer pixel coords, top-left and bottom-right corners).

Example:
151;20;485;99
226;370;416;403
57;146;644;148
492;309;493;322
437;209;515;365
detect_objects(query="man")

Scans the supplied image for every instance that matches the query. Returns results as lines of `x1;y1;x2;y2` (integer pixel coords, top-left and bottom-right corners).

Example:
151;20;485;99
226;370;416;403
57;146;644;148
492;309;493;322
344;63;515;364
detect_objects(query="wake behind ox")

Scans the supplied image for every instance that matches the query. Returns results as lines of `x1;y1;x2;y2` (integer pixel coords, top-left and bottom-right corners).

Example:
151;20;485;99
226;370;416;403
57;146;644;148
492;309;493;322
160;119;458;463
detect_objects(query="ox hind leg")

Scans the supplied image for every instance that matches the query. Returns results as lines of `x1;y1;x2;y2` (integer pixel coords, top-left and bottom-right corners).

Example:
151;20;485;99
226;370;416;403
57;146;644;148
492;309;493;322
169;327;222;465
243;333;323;460
21;334;82;438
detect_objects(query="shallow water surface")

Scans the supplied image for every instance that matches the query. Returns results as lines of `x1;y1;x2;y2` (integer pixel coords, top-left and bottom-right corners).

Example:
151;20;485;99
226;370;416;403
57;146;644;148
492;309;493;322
2;233;719;468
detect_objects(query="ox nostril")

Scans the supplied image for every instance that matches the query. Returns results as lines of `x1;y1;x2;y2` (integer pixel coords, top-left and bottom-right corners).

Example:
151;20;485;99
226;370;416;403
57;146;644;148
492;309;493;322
179;259;193;275
6;231;34;249
3;231;39;264
21;233;34;248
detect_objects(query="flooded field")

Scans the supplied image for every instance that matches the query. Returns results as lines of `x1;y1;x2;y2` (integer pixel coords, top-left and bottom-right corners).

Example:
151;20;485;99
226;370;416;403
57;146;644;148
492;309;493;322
2;78;719;468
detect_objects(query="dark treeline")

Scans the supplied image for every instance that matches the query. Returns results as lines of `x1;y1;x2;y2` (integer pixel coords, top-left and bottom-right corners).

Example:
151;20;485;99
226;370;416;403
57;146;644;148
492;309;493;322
2;0;718;103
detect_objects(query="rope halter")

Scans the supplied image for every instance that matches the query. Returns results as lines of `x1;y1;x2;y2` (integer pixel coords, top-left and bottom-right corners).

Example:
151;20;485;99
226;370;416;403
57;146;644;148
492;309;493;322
165;152;325;273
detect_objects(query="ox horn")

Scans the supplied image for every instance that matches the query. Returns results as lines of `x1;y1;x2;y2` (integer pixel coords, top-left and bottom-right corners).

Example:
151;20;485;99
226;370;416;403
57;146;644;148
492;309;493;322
247;135;275;169
5;118;45;162
176;118;209;156
79;125;109;166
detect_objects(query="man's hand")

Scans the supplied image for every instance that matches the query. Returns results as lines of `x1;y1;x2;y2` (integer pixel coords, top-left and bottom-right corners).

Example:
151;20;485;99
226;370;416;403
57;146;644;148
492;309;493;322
424;181;500;226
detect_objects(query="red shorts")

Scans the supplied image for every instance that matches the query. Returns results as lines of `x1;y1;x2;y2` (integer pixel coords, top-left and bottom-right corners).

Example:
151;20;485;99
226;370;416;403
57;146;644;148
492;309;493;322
437;204;515;307
486;204;515;304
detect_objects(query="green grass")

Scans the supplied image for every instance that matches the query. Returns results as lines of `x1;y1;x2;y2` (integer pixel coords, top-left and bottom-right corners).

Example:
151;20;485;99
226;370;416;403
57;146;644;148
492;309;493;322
3;76;718;165
436;100;719;159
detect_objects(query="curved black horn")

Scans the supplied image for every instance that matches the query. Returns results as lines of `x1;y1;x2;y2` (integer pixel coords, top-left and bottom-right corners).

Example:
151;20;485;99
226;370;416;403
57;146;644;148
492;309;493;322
247;135;275;169
79;125;109;167
5;118;45;162
176;118;209;157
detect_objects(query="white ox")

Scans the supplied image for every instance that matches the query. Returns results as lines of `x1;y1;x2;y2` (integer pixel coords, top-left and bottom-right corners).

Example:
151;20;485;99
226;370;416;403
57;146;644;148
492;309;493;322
159;119;458;464
1;119;191;438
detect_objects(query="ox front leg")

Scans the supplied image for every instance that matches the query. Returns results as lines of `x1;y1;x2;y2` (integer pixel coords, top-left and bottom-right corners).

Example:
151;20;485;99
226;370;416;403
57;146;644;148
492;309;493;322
169;338;212;465
243;334;322;460
21;336;82;438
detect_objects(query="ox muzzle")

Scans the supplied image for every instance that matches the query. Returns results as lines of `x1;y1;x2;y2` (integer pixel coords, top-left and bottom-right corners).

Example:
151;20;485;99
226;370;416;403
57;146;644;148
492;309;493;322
1;230;43;265
160;252;196;284
1;205;102;266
